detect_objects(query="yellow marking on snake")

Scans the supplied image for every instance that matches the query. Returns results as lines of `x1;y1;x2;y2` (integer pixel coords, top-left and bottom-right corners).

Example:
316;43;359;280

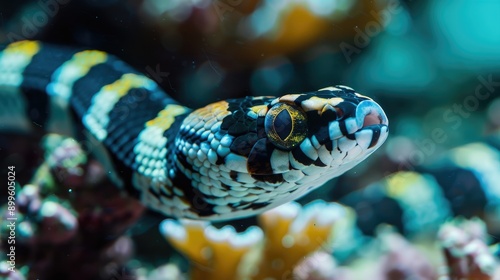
199;100;229;116
4;40;40;58
71;50;107;67
278;94;301;103
101;73;154;97
83;73;156;141
146;104;189;130
133;104;190;201
250;104;268;117
46;50;108;134
301;96;343;111
184;101;231;125
62;50;107;77
0;41;41;86
0;41;41;130
49;50;108;99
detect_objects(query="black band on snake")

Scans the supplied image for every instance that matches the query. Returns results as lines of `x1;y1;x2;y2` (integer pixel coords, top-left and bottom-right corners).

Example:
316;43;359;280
0;40;389;221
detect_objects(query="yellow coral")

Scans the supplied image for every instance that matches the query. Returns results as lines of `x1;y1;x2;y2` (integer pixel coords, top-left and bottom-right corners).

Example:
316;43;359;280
160;219;262;280
247;200;343;279
160;200;344;280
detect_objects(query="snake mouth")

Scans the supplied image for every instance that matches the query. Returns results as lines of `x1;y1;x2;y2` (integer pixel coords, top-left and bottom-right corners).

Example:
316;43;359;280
357;118;389;149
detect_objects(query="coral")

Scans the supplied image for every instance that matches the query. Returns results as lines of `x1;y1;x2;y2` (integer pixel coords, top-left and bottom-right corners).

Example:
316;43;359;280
145;263;186;280
160;219;262;280
248;201;343;279
292;251;351;280
438;219;499;279
373;227;437;280
0;134;144;279
160;200;344;280
137;0;390;65
159;201;500;280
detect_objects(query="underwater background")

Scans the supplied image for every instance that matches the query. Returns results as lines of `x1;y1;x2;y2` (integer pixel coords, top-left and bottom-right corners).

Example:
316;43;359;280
1;0;500;279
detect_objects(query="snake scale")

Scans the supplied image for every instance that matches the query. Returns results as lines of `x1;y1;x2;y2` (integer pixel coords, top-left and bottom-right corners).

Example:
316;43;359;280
0;40;389;221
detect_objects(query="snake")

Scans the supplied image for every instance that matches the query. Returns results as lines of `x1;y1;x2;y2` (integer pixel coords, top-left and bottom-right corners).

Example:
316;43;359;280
0;40;389;221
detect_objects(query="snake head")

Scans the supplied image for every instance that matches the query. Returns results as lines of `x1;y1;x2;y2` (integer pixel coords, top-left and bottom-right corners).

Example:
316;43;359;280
227;85;388;208
266;85;388;150
176;85;388;220
249;86;388;171
250;85;388;180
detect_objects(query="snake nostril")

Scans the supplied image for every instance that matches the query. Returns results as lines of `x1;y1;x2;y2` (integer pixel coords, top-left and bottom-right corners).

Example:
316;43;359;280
335;107;344;119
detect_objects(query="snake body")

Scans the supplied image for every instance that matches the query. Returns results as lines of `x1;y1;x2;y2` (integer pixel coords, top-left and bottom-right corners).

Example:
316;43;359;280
0;41;389;220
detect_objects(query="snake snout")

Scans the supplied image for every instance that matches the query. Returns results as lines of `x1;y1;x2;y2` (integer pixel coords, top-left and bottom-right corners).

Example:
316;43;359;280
356;100;388;129
352;100;389;149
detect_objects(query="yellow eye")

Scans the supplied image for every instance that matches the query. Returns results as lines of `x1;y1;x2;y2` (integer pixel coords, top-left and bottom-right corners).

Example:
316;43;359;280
265;103;307;150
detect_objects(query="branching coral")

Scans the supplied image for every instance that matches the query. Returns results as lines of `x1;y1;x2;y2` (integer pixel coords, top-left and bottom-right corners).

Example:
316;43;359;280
292;251;351;280
160;219;263;280
160;200;344;280
248;200;344;279
160;220;262;280
373;227;437;280
160;201;500;280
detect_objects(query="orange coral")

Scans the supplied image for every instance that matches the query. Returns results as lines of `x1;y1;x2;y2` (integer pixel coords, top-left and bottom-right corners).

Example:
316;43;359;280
160;219;262;280
160;200;344;279
247;200;343;279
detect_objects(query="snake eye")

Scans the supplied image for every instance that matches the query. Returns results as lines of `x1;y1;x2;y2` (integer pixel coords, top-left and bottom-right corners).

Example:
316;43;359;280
265;103;307;150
